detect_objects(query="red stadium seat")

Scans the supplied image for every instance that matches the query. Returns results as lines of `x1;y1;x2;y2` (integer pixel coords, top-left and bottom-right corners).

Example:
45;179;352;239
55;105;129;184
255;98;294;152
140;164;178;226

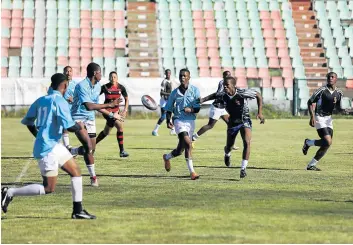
1;38;10;48
269;57;280;68
196;48;207;57
265;38;276;48
70;29;80;38
204;11;214;20
80;48;92;58
104;39;115;49
211;67;222;77
247;68;258;78
236;77;248;88
57;56;68;66
1;10;11;19
274;29;286;39
199;67;210;77
270;11;281;20
235;67;246;78
2;47;9;57
258;68;270;79
115;38;125;49
280;57;292;68
193;20;204;29
11;28;22;38
2;67;8;77
277;47;289;58
104;48;115;57
69;48;80;58
81;28;92;38
207;38;218;48
192;10;203;20
266;47;277;58
23;28;34;38
273;20;284;30
80;19;91;28
80;38;92;48
196;39;207;48
23;19;35;28
114;11;124;20
69;58;80;67
194;29;206;38
263;29;274;38
1;18;11;27
104;11;114;20
92;48;103;57
276;38;287;48
261;77;271;87
92;19;103;28
80;57;91;67
208;48;219;58
10;38;21;48
114;19;125;29
261;19;272;29
103;19;114;28
204;20;216;28
81;10;91;20
12;10;23;19
92;11;103;20
69;38;80;48
206;29;217;38
11;19;22;28
198;57;209;68
210;57;221;68
92;38;103;48
271;77;284;88
282;67;294;79
260;11;271;20
346;79;353;88
22;38;33;47
284;77;293;88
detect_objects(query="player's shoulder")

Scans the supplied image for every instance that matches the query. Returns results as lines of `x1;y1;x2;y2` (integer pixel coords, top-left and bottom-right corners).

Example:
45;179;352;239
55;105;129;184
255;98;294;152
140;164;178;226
190;84;199;91
315;86;327;93
118;83;126;89
335;87;343;96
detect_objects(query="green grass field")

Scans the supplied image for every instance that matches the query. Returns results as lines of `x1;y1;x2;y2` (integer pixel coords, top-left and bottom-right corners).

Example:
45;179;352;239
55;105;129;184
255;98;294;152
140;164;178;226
1;118;353;243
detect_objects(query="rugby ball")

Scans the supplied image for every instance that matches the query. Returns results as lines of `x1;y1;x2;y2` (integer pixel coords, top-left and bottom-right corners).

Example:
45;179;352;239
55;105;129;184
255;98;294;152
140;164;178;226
141;95;158;110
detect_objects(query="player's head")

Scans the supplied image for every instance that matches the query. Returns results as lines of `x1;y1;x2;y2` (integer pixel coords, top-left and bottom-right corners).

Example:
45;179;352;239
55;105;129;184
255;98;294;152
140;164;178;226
50;73;68;95
165;69;171;79
63;66;73;81
223;76;237;95
222;70;231;80
86;62;102;82
179;68;190;88
109;71;118;83
326;72;337;86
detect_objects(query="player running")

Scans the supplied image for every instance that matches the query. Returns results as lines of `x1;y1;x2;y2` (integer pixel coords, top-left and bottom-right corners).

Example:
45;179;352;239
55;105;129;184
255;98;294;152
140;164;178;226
95;71;129;157
192;70;239;150
201;76;265;178
70;63;123;187
1;73;95;219
152;69;176;136
162;69;201;180
302;72;345;171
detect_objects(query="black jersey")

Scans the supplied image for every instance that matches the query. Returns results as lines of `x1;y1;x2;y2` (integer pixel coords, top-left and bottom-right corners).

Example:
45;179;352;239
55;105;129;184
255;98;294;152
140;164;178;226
217;88;257;126
212;80;225;109
308;86;343;116
160;79;172;100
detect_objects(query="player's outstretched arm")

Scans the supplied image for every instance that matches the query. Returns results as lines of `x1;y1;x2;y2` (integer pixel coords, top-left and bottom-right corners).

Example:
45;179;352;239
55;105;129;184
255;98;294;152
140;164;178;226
98;109;124;122
255;92;265;124
83;99;122;111
200;93;216;104
307;99;316;127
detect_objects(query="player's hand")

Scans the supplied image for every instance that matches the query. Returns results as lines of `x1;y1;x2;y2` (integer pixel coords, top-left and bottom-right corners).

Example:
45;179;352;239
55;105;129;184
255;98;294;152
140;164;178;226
167;121;174;129
309;117;316;127
184;107;192;113
109;99;121;108
119;110;127;118
68;96;73;103
257;113;265;124
113;113;124;122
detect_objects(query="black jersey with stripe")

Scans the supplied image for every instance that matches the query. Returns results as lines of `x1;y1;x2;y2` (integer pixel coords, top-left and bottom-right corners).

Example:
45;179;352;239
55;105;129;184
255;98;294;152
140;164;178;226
308;86;343;116
217;88;257;126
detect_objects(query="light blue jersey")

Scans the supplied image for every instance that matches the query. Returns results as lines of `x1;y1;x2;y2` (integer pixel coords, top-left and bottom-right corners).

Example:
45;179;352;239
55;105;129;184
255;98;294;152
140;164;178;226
64;80;78;110
71;77;101;121
165;84;201;121
21;90;75;158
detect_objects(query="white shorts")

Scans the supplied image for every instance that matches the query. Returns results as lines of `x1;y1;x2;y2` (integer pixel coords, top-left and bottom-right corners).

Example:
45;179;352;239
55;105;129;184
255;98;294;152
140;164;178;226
209;104;228;120
315;115;333;129
37;143;72;177
160;98;167;108
75;119;96;134
174;119;195;137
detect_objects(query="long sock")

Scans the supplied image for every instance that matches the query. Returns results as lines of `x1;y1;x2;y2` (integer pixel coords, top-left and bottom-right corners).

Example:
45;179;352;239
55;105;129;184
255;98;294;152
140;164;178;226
192;133;199;141
186;158;195;173
96;131;108;145
7;184;45;197
241;159;248;170
307;158;318;167
71;176;83;213
117;131;124;152
86;164;96;178
153;124;160;132
62;133;70;147
307;139;315;146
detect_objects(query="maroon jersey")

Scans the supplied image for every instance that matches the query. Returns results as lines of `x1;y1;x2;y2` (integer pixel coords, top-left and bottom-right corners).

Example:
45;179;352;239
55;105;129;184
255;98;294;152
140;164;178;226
101;83;128;112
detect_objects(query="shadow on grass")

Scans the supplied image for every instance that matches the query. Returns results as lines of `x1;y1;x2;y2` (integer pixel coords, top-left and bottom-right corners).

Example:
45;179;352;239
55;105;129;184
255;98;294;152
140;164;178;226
316;199;353;203
1;156;34;159
195;165;300;171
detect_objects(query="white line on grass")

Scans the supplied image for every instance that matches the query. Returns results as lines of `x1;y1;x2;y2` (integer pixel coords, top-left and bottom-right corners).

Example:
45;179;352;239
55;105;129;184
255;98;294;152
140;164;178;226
14;158;33;184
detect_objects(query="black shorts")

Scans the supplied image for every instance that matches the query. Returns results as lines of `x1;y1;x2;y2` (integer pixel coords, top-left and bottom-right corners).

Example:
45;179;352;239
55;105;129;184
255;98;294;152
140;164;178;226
317;127;333;138
103;114;116;127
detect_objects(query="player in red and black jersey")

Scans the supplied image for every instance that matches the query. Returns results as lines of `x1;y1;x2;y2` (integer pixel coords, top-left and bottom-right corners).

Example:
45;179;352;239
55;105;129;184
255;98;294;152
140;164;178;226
96;71;129;157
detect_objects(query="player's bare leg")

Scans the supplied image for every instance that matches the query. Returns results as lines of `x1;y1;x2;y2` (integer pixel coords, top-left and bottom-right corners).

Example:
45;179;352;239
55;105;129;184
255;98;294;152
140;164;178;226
96;124;112;145
183;133;199;180
115;120;129;157
163;136;185;172
224;131;237;168
239;127;252;178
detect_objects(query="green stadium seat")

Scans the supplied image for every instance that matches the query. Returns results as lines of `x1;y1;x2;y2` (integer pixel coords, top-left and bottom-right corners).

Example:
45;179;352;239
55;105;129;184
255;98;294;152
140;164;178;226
343;67;353;78
186;57;198;68
340;97;351;109
299;99;308;110
299;87;309;99
20;67;32;77
221;57;233;67
286;87;293;100
262;88;273;101
191;0;202;10
114;0;125;10
274;88;286;100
